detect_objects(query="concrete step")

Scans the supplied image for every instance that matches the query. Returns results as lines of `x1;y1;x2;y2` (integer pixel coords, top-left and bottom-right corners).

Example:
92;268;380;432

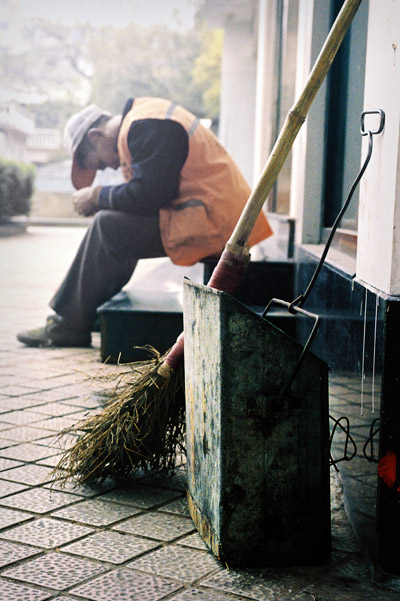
98;258;295;363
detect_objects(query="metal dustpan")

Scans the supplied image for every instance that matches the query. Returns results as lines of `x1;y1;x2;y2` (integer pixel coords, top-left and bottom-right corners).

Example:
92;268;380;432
183;279;330;566
179;0;379;569
182;105;384;566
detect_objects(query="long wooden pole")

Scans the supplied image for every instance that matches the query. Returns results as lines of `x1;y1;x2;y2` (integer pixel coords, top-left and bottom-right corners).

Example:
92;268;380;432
160;0;363;375
227;0;363;255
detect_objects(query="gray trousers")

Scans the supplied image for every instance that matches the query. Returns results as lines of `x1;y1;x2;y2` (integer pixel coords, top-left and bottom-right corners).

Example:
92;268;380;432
49;210;167;331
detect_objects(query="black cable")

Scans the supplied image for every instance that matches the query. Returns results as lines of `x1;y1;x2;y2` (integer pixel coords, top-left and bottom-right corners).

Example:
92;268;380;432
289;129;374;311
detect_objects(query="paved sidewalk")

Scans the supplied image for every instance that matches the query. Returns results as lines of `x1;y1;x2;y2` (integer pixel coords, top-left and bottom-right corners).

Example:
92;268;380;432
0;226;398;600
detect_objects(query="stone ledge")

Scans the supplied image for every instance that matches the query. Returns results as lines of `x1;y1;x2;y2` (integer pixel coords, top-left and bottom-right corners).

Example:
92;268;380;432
10;215;91;227
0;219;28;236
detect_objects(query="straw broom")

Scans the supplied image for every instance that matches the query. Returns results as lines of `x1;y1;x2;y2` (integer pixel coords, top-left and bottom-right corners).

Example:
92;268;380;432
52;0;363;485
53;348;186;483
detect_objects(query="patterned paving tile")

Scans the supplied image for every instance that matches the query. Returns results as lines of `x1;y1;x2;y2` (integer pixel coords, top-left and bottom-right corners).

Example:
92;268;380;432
2;552;107;590
45;478;117;497
114;512;195;542
171;590;234;601
0;377;18;387
0;426;55;442
41;373;81;387
202;567;303;600
0;422;14;432
0;439;14;450
36;453;63;468
0;479;27;498
0;517;93;549
331;512;360;554
0;506;33;529
37;432;78;450
70;567;181;601
0;487;82;512
0;457;23;471
1;463;53;485
99;484;182;508
158;496;191;517
142;469;187;492
22;388;80;403
0;539;41;567
63;530;159;563
0;398;47;411
333;555;377;581
0;442;59;461
0;384;40;396
64;408;101;422
62;396;102;409
32;402;84;417
129;545;220;584
178;532;209;551
0;579;51;601
52;498;141;526
13;397;54;409
0;403;11;415
25;369;73;380
291;581;400;601
0;411;44;426
30;416;81;432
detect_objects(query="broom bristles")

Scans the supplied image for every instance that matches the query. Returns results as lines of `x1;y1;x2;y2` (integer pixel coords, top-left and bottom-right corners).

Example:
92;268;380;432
51;348;185;485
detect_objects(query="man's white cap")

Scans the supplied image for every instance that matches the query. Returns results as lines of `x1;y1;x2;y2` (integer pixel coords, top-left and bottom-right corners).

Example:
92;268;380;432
64;104;111;190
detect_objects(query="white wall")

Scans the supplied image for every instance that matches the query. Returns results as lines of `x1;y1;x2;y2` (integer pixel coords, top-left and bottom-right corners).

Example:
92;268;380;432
202;0;258;185
356;0;400;295
218;18;257;184
253;0;277;184
290;0;331;245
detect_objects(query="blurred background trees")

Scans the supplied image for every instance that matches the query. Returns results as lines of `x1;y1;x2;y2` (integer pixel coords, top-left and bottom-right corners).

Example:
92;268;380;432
0;1;222;129
0;160;35;219
0;0;222;217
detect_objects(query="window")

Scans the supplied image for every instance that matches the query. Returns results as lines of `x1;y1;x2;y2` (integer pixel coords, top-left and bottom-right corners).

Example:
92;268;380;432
268;0;299;215
323;0;368;233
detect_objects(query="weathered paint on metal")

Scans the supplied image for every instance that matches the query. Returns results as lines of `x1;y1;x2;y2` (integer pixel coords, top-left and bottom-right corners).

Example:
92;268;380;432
183;279;331;566
187;489;220;559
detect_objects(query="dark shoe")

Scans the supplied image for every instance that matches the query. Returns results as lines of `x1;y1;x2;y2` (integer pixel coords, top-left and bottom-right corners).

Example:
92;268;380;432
17;315;91;348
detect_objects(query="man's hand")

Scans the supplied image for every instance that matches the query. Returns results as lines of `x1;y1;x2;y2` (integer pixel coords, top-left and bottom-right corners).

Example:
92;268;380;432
72;186;102;216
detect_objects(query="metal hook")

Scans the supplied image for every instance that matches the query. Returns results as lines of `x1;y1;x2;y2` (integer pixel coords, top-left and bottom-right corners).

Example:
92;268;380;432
360;109;385;136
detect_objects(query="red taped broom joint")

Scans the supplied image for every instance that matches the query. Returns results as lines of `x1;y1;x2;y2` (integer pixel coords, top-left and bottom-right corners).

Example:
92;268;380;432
160;249;250;376
162;332;185;373
207;248;249;295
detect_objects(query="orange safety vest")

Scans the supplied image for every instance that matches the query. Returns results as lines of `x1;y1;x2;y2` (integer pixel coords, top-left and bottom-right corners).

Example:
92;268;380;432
118;97;272;266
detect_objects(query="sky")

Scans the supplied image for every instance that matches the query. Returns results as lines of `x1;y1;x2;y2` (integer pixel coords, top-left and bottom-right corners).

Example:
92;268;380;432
4;0;198;29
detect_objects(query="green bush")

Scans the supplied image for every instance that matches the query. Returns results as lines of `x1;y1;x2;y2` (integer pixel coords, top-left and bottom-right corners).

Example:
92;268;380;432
0;159;35;220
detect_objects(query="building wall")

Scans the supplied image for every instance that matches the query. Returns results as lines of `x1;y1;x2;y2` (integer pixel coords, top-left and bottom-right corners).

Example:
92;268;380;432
356;0;400;296
0;101;35;163
26;128;62;164
218;19;258;184
0;128;32;163
206;0;400;587
203;0;258;185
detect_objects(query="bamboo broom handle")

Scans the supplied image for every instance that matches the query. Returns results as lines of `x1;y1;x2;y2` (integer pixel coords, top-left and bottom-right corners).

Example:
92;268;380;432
159;0;363;376
227;0;363;255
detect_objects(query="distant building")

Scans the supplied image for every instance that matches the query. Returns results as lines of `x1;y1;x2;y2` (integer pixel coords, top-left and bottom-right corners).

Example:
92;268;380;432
0;98;64;166
0;100;35;163
26;128;62;164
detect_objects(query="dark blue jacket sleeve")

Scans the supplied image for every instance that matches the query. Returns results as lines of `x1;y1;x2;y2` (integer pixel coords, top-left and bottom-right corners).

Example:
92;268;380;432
98;118;189;215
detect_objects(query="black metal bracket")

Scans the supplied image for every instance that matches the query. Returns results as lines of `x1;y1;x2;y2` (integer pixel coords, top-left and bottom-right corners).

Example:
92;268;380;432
262;298;320;404
260;109;385;404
